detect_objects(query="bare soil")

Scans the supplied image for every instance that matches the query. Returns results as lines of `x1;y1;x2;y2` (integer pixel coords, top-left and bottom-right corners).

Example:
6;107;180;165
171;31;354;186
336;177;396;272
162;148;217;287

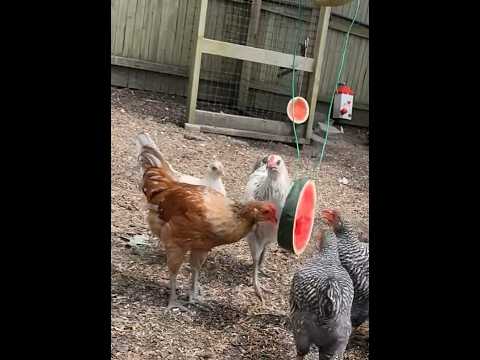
111;87;369;359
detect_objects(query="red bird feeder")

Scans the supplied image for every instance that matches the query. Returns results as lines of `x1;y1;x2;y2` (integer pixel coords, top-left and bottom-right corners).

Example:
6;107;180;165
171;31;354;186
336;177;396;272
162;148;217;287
333;83;354;120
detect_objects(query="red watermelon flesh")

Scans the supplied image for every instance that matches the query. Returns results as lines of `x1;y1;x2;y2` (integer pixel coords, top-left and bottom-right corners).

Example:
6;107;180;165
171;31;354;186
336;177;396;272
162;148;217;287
278;179;317;255
287;97;309;124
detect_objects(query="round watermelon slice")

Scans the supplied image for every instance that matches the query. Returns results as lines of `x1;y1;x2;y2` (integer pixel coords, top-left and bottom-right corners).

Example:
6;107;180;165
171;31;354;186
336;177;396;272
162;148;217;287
286;97;310;124
277;178;317;255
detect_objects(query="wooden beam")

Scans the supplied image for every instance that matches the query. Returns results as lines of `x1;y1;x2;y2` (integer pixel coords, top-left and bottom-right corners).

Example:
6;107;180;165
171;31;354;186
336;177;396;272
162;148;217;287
111;55;188;77
331;12;369;28
186;122;309;144
111;65;129;87
111;55;239;83
306;6;331;141
329;15;369;39
261;0;313;10
186;0;208;124
200;38;315;73
110;57;369;111
195;109;294;136
238;0;262;111
262;1;311;22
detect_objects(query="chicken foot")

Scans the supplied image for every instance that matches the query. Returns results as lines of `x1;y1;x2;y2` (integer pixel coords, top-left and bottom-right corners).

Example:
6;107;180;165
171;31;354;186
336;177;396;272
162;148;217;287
167;274;188;311
253;261;273;302
188;250;212;310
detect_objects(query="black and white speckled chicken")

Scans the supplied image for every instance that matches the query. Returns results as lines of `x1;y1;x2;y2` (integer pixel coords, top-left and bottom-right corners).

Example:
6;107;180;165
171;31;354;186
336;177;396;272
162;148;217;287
321;209;369;328
244;154;291;301
290;229;354;360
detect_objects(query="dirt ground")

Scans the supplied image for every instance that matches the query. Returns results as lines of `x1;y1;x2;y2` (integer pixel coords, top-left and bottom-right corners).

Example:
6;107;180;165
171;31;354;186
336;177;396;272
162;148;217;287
111;87;369;359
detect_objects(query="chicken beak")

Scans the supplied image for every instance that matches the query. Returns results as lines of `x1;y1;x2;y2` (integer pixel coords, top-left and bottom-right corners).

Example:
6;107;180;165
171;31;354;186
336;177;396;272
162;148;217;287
266;156;278;171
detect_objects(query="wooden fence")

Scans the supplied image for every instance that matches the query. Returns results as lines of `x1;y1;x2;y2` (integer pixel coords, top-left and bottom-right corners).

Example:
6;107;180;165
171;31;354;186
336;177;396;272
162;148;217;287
111;0;369;127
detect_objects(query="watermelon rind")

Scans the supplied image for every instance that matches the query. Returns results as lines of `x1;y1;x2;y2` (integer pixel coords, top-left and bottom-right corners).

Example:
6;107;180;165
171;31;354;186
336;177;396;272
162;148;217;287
277;178;316;255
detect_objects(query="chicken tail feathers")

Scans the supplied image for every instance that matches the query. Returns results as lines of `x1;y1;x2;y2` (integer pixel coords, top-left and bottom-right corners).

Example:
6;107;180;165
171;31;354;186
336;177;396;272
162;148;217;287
319;277;343;319
136;132;174;173
141;166;177;202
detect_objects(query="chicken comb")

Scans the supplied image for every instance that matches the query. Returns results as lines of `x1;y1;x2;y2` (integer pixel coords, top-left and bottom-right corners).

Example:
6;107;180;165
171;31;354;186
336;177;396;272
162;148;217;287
320;208;339;224
263;202;278;223
266;154;280;166
266;202;277;213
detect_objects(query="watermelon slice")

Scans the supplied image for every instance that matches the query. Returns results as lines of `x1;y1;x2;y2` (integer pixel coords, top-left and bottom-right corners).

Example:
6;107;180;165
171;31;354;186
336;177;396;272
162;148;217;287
278;178;317;255
286;97;310;124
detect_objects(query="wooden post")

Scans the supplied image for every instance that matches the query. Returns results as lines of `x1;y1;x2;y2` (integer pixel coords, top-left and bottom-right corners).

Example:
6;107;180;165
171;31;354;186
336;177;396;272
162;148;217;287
298;9;318;99
237;0;262;111
305;6;331;142
186;0;209;124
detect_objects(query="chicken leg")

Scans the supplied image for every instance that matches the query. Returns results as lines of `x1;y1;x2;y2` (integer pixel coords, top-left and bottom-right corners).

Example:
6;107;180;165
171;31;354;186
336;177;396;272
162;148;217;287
189;249;209;305
248;230;273;301
166;245;188;311
258;244;273;278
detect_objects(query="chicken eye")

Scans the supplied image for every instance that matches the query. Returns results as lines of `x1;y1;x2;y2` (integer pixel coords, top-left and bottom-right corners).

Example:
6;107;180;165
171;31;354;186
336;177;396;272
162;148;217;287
276;160;281;165
211;166;217;171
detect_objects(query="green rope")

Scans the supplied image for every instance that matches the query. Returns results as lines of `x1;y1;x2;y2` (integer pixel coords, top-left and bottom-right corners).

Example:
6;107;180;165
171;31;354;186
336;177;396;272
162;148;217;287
290;0;303;159
315;0;360;168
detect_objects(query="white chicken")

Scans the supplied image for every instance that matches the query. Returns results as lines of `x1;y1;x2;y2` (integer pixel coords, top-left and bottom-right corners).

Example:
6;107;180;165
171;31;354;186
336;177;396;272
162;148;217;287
136;132;226;196
244;154;291;301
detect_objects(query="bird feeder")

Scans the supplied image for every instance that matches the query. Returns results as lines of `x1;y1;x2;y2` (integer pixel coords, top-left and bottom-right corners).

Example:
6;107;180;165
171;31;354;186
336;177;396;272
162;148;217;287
333;83;354;120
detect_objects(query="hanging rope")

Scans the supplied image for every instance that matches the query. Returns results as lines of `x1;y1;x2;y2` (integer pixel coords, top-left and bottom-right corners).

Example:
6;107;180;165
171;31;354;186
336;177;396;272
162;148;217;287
290;0;303;159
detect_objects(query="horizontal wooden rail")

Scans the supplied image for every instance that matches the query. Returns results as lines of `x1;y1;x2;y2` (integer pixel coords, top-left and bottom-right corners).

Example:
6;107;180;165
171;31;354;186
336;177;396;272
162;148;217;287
199;38;315;73
111;55;188;77
111;55;369;111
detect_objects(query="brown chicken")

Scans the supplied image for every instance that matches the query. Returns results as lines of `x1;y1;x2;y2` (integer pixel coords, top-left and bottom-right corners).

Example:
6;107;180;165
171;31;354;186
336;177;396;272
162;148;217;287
136;132;226;196
138;137;278;311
